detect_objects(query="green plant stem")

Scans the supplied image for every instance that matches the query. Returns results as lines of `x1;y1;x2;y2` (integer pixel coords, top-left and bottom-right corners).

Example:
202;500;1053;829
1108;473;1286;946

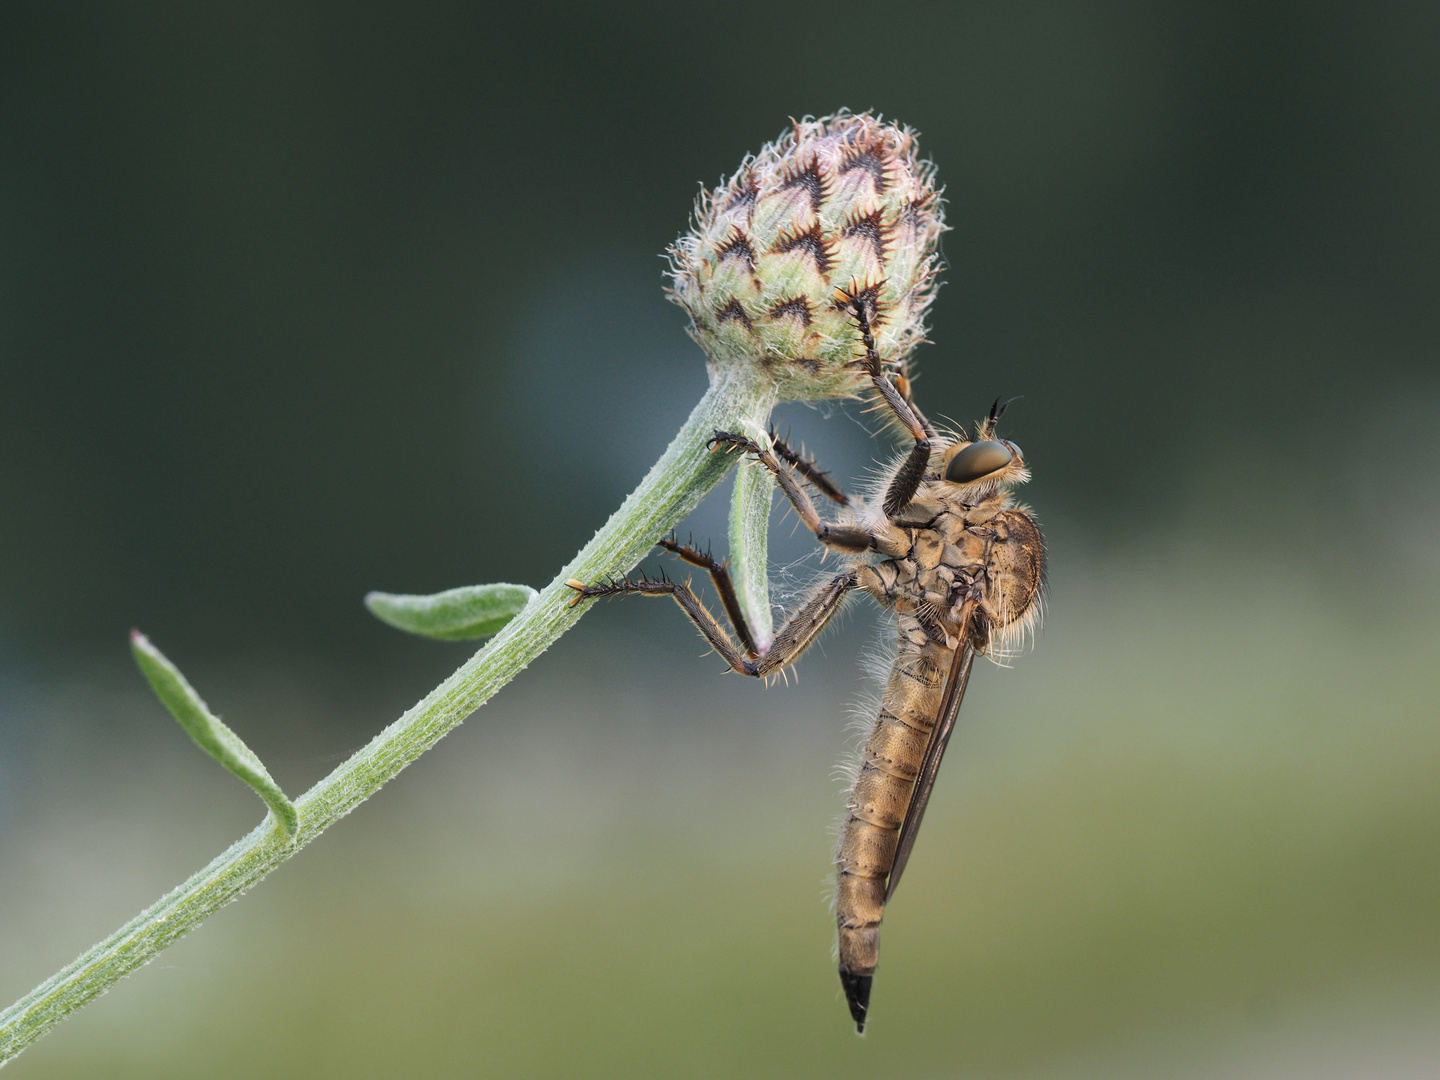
0;369;778;1067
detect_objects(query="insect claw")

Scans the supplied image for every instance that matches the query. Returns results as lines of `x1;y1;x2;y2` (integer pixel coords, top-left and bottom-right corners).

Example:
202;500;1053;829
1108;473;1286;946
710;430;764;459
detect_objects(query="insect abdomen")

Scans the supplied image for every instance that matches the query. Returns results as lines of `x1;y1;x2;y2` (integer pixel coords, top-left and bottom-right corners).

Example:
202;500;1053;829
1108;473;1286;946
835;640;948;982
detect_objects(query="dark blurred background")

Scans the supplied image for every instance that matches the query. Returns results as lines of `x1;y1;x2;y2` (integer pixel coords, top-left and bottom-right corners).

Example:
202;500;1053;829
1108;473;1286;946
2;4;1438;1077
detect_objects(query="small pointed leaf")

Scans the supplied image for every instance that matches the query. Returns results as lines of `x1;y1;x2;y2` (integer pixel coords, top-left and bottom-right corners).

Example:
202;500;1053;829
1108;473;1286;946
364;583;537;641
130;631;297;836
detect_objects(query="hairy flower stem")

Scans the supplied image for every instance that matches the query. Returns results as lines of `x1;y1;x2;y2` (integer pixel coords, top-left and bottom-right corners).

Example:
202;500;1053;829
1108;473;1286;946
0;369;777;1067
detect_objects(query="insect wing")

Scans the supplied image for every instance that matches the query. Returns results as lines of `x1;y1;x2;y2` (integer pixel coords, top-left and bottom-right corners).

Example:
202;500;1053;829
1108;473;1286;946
885;642;977;902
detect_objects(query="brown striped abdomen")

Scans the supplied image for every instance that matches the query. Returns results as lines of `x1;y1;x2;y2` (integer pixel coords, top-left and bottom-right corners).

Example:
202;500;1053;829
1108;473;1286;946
835;638;950;976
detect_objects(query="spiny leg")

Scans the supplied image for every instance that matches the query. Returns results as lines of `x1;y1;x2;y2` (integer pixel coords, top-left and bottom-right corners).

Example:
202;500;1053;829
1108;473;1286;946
752;568;857;677
657;534;757;658
768;429;851;506
836;287;932;516
567;569;857;679
840;283;936;441
566;571;754;673
892;356;938;441
709;433;875;553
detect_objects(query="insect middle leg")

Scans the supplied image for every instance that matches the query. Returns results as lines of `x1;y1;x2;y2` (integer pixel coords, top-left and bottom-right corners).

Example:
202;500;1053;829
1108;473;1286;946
567;568;858;679
767;430;852;507
709;433;878;554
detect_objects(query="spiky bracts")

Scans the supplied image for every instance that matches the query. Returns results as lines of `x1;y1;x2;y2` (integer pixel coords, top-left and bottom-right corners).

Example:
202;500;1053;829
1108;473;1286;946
670;112;946;401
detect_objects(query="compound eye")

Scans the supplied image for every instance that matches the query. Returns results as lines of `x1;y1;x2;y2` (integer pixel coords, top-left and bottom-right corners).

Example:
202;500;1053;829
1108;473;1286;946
945;440;1013;483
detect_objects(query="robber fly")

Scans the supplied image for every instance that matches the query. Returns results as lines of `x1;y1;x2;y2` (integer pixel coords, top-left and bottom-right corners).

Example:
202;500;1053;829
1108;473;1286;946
567;294;1045;1033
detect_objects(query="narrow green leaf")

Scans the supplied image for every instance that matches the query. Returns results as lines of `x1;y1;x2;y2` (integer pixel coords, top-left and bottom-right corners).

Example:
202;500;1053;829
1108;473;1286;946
129;631;297;836
729;441;775;653
364;582;537;641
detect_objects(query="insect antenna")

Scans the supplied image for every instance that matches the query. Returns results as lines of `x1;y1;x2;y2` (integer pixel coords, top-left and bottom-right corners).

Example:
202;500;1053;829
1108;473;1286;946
981;395;1022;438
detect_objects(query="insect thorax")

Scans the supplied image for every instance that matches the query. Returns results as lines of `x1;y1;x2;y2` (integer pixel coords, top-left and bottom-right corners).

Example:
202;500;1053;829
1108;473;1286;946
855;484;1045;656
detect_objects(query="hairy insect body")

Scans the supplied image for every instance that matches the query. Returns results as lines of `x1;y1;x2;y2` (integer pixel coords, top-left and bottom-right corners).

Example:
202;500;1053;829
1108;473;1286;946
569;300;1044;1032
835;638;949;977
839;482;1044;984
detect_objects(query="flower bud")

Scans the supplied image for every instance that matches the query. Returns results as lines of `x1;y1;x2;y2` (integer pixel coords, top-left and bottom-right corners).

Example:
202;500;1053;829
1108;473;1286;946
670;112;945;400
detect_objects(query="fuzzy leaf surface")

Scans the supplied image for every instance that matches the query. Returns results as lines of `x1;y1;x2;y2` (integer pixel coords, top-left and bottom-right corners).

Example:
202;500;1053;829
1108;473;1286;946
364;583;537;641
130;631;297;836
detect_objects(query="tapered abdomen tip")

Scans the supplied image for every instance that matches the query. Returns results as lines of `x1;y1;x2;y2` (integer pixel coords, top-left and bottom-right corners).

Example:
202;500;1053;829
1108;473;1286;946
839;969;873;1032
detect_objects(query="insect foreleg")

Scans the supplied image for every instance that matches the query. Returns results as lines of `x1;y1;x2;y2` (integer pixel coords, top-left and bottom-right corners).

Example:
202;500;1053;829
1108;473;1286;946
710;432;875;553
891;357;938;442
839;291;932;517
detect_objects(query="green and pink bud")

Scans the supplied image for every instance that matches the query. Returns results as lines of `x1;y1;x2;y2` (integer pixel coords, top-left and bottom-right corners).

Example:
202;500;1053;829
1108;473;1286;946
670;112;946;401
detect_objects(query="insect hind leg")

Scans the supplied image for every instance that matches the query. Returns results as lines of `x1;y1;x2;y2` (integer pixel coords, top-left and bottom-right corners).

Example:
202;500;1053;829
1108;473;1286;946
657;534;758;657
567;571;756;675
751;569;857;677
567;568;858;679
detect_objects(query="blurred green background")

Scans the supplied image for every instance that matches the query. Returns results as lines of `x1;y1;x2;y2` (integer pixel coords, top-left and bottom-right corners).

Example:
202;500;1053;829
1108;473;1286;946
2;3;1438;1076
